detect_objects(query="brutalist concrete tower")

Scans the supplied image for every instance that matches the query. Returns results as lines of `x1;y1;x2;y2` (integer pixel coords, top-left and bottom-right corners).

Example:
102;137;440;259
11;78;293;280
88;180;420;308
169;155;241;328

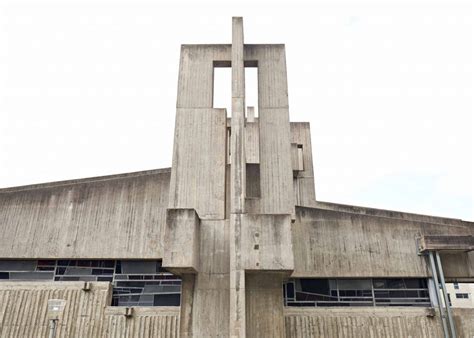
0;17;473;338
163;17;295;336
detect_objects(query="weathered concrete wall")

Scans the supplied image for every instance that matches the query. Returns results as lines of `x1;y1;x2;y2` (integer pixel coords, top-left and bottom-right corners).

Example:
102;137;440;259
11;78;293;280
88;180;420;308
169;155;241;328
0;281;111;337
176;45;231;108
246;121;317;209
245;121;260;164
1;282;472;337
244;45;294;216
246;273;286;338
441;252;474;279
290;122;316;207
0;169;170;259
191;219;230;337
284;307;445;337
169;108;227;220
315;200;469;226
241;214;293;271
0;282;180;338
163;209;201;274
104;307;180;338
293;206;474;278
284;307;474;338
176;219;230;337
453;308;474;337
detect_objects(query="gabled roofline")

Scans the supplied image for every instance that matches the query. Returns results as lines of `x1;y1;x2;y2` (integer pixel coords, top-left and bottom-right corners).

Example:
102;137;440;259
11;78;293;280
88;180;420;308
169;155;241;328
312;201;472;225
0;168;171;194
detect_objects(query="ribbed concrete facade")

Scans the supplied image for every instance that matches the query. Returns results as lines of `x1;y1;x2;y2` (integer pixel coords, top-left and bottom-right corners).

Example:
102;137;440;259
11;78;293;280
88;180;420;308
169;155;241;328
0;169;171;259
2;283;474;337
284;308;474;338
0;17;473;337
0;282;180;338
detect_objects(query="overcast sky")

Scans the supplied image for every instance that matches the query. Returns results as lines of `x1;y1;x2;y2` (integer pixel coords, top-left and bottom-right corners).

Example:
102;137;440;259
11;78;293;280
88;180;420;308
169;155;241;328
0;0;472;220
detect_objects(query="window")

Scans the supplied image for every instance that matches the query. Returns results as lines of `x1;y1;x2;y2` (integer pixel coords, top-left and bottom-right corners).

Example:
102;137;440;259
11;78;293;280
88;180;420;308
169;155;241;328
283;278;430;307
455;293;469;299
0;260;181;307
453;282;459;290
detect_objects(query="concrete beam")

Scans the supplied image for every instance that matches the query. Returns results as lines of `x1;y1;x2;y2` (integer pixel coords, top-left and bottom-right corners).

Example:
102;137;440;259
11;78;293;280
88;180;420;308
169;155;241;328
419;235;474;253
163;209;200;274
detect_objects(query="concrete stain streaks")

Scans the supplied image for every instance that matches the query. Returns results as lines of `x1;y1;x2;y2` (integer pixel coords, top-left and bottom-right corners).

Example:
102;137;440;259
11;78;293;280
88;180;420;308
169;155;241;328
169;108;227;220
292;206;474;278
177;45;231;109
0;170;170;259
0;282;180;338
284;307;474;338
1;17;474;338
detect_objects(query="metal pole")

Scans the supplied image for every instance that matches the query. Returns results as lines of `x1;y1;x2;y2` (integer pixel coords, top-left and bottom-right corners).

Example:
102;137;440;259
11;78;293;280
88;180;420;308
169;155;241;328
371;278;376;307
435;251;457;338
429;252;449;338
48;319;57;338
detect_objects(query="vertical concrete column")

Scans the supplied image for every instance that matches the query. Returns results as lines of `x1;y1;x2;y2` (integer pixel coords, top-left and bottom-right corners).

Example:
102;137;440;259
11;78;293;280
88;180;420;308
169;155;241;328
230;16;247;338
179;274;195;337
230;16;246;213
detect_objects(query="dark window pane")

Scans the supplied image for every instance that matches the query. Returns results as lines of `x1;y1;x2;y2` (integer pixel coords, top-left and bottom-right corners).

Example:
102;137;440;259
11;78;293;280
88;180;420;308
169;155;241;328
404;279;426;289
153;294;180;306
386;279;405;289
64;267;93;275
0;260;36;271
300;279;330;295
286;283;294;298
121;261;156;274
9;272;54;280
103;261;115;268
337;279;371;290
36;266;55;271
373;279;387;289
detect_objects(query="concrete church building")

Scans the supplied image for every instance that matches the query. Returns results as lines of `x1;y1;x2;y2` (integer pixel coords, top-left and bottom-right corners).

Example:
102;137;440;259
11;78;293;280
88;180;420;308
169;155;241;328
0;17;473;338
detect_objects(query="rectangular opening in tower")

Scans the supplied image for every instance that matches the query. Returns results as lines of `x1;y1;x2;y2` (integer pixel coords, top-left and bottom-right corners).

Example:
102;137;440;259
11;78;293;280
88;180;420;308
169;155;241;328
245;67;258;117
213;67;232;117
213;64;259;118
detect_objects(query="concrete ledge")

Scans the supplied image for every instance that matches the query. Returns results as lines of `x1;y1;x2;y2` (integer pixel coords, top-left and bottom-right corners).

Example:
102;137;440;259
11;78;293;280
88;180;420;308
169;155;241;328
163;208;200;274
284;306;436;317
419;235;474;253
104;306;180;317
0;281;110;290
